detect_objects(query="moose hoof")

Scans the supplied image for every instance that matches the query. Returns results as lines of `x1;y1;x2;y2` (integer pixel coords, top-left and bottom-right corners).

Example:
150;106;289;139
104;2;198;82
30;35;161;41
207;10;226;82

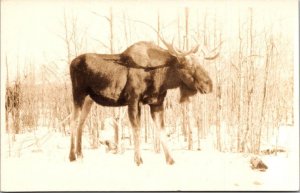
135;156;143;166
166;157;175;165
69;153;76;162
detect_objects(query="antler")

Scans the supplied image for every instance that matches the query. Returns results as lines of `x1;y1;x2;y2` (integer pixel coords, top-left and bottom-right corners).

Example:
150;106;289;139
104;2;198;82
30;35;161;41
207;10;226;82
199;39;223;60
128;19;202;58
158;34;199;58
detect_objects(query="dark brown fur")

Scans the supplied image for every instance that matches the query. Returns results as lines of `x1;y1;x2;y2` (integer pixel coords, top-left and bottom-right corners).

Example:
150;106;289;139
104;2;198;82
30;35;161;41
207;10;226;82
69;41;213;165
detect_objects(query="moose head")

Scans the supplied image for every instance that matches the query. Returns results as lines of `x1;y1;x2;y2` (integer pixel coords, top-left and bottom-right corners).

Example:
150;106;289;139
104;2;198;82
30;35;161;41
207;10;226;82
159;38;216;102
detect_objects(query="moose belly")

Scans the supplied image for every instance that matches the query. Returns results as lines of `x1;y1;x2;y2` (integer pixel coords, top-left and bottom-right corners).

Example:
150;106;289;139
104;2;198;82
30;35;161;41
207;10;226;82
88;91;127;106
87;77;128;106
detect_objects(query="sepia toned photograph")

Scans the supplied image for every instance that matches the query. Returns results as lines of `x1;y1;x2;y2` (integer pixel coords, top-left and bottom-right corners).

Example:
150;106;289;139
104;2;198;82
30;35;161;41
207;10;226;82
1;0;299;191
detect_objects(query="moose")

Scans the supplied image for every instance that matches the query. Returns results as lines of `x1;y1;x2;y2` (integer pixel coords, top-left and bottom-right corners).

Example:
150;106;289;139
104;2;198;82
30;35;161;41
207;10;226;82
69;38;217;165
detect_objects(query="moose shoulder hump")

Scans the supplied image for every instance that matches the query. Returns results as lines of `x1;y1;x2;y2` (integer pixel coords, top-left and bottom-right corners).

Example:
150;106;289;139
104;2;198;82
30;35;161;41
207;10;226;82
120;41;174;69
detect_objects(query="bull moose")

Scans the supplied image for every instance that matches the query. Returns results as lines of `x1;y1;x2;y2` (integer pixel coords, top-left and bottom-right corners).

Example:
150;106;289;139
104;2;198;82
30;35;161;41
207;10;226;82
69;38;217;165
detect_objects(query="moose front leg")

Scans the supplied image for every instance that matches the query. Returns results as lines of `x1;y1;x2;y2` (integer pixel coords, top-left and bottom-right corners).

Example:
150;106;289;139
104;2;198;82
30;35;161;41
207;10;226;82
150;104;175;165
128;102;143;166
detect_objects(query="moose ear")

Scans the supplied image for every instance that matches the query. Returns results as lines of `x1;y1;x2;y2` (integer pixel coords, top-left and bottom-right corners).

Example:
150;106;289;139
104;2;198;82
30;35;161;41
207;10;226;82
177;56;193;68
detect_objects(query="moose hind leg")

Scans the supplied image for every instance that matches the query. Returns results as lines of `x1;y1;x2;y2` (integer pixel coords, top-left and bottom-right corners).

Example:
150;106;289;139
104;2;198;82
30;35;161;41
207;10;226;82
76;96;93;158
69;106;80;161
150;104;174;165
128;102;143;166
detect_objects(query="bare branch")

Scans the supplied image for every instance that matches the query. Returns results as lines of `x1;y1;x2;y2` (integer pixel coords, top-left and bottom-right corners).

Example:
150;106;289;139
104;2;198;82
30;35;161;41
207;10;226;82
90;37;110;51
91;11;111;22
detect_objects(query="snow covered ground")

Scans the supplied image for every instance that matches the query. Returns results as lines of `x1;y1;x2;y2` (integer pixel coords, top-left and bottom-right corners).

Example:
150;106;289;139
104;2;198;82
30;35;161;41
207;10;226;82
1;126;299;191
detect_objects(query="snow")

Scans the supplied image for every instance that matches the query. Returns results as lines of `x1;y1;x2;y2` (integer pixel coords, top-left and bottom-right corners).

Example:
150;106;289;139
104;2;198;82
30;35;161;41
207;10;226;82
1;126;299;191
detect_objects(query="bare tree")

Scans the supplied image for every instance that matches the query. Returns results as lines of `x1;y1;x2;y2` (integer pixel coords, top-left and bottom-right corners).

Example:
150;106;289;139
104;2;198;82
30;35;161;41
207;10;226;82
184;7;194;150
154;9;161;153
109;7;114;54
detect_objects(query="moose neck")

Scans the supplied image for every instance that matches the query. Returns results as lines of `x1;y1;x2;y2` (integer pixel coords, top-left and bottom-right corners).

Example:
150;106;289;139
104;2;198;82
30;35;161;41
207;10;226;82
157;65;184;90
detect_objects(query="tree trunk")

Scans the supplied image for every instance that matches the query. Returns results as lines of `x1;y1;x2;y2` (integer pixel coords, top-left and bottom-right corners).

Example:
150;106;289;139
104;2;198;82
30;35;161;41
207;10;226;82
184;7;193;150
153;10;161;153
109;7;114;54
